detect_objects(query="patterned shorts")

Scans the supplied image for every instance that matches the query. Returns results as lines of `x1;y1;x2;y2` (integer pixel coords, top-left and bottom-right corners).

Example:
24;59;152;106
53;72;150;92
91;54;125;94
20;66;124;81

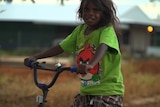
71;94;123;107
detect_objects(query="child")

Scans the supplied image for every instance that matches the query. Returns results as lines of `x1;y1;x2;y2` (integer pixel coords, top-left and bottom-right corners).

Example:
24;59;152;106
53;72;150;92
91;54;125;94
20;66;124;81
24;0;124;106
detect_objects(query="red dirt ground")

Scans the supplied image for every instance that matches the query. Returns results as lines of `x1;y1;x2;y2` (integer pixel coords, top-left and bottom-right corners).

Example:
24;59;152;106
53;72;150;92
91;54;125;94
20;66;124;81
0;63;78;82
133;59;160;74
1;59;160;75
0;59;160;107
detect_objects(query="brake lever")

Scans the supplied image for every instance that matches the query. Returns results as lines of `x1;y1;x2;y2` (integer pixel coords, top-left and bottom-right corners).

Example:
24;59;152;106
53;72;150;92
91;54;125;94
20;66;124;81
37;61;46;68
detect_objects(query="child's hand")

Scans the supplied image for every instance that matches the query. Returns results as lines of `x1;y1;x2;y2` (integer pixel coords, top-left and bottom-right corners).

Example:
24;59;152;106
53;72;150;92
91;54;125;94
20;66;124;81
77;64;94;74
24;57;36;68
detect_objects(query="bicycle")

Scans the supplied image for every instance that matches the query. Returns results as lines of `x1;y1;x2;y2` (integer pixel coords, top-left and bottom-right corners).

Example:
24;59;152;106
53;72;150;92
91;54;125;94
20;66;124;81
30;61;77;107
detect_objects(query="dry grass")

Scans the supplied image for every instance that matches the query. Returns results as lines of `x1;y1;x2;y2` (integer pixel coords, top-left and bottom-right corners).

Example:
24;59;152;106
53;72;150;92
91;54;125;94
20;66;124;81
0;59;160;107
122;60;160;102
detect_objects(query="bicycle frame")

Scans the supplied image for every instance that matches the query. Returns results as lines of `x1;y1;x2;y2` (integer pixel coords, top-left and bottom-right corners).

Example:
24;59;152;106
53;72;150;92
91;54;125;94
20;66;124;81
31;62;76;107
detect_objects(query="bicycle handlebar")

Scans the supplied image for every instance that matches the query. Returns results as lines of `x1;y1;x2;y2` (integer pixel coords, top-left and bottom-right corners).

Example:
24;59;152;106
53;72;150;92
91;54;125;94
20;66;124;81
31;61;77;89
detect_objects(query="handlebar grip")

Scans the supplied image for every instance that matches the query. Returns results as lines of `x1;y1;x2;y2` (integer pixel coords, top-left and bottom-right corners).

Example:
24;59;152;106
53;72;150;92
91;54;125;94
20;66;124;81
28;59;35;68
70;66;77;72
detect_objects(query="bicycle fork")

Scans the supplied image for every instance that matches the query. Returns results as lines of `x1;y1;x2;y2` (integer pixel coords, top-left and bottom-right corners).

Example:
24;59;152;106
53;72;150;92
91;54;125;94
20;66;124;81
36;88;49;107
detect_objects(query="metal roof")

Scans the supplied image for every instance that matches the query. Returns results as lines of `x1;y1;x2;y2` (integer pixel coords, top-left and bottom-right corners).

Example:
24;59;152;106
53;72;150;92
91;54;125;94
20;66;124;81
119;5;160;26
0;4;80;25
0;4;160;26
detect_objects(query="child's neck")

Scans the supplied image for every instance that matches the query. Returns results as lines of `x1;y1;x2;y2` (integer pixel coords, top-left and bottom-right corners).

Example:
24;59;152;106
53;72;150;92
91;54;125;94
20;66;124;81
85;26;98;35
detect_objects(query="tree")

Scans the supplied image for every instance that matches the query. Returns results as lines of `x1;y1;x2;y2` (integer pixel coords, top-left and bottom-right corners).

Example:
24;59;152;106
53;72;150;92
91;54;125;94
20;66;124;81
59;0;69;5
149;0;160;2
4;0;12;3
22;0;35;3
0;0;35;3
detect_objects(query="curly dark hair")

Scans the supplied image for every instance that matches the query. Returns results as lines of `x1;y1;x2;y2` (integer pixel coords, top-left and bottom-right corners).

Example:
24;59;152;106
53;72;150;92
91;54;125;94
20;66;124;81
77;0;120;35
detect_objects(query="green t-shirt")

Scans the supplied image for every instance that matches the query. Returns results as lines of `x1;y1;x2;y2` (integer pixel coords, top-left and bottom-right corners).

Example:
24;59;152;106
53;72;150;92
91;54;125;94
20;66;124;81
60;24;124;96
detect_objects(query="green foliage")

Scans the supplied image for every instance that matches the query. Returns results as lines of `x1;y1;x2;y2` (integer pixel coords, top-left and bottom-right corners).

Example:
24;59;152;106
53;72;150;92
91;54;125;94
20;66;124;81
137;73;156;85
0;48;73;57
0;48;41;56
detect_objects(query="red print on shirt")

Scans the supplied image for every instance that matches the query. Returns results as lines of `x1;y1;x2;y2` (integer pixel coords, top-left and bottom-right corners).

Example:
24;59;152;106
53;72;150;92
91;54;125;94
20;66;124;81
77;44;99;74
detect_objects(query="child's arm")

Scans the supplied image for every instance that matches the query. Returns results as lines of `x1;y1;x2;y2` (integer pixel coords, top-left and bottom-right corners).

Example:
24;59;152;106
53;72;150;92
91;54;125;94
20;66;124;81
24;45;64;67
89;43;108;67
33;45;64;60
77;43;108;74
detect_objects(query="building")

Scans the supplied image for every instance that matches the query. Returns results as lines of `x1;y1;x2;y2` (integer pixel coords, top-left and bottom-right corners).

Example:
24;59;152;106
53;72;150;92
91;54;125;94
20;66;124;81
0;3;160;57
118;3;160;57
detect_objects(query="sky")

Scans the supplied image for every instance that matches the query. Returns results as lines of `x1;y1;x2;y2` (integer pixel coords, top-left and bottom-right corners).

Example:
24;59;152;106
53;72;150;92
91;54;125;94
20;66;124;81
113;0;149;5
0;0;151;5
44;0;150;5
